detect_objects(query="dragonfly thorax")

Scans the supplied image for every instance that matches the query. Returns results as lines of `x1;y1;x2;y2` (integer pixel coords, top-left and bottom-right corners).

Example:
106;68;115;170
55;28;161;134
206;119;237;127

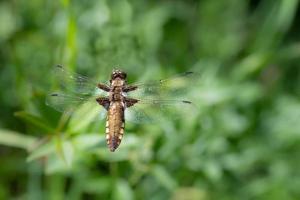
111;78;126;87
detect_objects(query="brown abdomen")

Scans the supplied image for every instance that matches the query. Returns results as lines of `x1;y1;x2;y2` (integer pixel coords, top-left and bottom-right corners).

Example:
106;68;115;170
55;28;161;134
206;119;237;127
106;101;125;152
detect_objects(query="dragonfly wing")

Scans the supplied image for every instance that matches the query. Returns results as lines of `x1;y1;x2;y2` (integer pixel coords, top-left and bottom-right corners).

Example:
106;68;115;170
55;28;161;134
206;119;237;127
46;93;93;112
47;65;109;113
124;71;198;123
46;91;109;113
125;106;154;124
51;65;108;95
127;71;199;99
124;98;196;123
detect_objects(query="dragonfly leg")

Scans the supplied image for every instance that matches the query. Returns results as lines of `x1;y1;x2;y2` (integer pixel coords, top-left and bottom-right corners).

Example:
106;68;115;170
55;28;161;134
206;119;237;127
96;97;110;110
98;83;110;92
124;97;139;108
123;85;138;92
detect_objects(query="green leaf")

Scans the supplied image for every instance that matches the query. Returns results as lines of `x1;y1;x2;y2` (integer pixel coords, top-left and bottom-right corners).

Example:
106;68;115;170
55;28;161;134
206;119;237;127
27;136;74;168
59;140;74;167
27;140;55;162
64;15;77;66
171;187;208;200
152;165;177;191
113;179;134;200
45;153;70;174
72;133;105;150
14;111;55;133
54;135;72;166
0;129;36;150
83;177;111;194
68;101;103;133
61;0;69;7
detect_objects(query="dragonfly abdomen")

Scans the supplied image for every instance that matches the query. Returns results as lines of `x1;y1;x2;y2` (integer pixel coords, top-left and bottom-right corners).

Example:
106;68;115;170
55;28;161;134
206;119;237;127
106;101;125;152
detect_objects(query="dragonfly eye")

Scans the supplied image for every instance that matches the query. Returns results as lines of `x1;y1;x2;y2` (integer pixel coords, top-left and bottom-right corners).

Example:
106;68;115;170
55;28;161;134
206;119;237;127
111;70;127;80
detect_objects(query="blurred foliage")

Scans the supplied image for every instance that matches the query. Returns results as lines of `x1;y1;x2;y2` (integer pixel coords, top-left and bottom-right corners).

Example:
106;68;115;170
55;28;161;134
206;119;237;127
0;0;300;199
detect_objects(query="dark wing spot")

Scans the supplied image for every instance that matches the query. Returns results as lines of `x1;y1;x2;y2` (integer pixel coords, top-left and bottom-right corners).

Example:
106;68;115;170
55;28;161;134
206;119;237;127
50;93;58;96
182;100;192;104
184;71;194;75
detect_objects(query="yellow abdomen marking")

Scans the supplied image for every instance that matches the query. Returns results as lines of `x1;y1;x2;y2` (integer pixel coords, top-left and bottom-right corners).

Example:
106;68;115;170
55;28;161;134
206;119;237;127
105;102;125;152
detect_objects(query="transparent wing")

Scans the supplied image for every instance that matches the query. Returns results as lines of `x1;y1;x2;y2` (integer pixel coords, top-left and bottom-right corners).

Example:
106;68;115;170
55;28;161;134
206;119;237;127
125;98;196;124
127;71;198;99
125;106;153;124
45;93;97;113
125;71;198;123
47;65;108;113
46;92;107;128
51;64;108;95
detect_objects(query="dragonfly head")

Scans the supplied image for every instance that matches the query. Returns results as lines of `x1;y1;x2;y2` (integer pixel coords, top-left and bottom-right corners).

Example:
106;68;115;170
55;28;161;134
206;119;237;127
111;69;127;80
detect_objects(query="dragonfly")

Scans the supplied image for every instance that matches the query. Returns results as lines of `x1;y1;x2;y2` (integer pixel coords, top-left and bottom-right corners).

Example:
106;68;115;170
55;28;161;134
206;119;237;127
46;65;196;152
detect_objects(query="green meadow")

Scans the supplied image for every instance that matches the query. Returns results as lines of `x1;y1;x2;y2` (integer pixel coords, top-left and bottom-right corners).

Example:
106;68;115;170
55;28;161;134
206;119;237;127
0;0;299;199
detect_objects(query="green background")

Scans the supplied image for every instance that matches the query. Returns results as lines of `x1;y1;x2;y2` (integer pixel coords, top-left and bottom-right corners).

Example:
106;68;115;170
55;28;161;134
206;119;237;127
0;0;300;199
